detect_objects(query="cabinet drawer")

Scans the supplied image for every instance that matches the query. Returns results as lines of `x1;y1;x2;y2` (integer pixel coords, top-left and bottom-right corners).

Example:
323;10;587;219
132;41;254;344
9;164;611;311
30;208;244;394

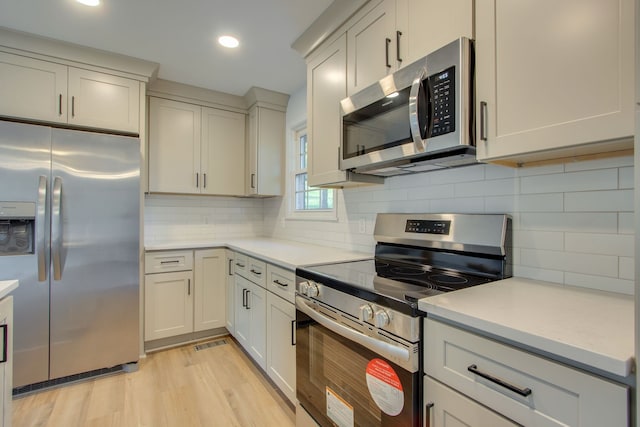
235;253;266;287
145;250;193;274
424;318;629;427
266;264;295;303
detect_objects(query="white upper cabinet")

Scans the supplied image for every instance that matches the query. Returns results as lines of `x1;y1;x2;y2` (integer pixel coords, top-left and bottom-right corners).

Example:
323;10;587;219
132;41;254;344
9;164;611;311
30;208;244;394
0;52;68;123
347;0;396;95
148;97;247;196
475;0;635;164
0;51;141;133
396;0;474;65
148;97;202;194
346;0;474;96
67;68;140;134
201;107;246;196
247;105;284;196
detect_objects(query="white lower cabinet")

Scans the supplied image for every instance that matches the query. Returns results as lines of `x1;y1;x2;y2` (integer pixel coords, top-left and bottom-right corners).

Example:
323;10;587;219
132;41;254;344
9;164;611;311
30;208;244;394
144;249;226;344
0;295;13;427
424;318;629;427
424;376;518;427
266;291;296;404
225;250;235;335
234;273;267;370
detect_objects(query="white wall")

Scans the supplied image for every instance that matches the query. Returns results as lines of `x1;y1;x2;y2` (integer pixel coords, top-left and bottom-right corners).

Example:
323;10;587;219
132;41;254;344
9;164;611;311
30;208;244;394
264;87;636;295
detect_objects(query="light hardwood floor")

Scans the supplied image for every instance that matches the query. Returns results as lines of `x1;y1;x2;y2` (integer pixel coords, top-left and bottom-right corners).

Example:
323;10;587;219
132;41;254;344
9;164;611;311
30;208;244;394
13;336;295;427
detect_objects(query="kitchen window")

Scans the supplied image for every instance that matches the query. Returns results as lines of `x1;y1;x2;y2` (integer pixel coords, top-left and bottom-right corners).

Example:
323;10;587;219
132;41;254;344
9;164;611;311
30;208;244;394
288;124;336;220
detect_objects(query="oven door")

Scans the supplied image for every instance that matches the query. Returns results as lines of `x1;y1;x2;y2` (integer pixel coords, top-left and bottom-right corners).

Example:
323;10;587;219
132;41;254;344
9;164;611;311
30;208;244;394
296;296;421;427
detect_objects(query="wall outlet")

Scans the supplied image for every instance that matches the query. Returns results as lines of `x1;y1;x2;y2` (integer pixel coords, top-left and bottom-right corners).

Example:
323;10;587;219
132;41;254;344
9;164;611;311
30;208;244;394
358;218;366;234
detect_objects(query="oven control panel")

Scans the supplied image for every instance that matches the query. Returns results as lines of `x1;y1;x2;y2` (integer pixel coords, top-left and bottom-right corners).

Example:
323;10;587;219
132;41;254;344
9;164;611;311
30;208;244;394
405;219;451;235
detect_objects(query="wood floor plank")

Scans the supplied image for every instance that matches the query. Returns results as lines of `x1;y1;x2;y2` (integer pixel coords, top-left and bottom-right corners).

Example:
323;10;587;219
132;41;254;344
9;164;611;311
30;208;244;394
13;337;295;427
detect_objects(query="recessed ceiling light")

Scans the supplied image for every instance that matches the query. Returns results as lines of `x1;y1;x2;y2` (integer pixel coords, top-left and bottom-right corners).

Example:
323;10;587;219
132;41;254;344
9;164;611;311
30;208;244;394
218;35;239;49
77;0;100;6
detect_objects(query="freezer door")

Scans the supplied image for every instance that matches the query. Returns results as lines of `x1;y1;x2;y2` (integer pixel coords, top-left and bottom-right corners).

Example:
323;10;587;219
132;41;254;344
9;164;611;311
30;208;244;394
49;128;140;379
0;120;51;387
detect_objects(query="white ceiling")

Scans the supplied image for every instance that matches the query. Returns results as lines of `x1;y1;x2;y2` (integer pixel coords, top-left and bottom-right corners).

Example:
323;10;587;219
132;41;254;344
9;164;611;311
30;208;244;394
0;0;334;96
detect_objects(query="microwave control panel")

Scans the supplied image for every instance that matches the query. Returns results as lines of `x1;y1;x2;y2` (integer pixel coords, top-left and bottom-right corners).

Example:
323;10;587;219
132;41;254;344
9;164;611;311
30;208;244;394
428;66;456;137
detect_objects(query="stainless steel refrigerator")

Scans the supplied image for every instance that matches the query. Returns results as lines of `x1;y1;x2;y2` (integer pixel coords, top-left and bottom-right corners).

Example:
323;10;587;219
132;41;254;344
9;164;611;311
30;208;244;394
0;120;140;389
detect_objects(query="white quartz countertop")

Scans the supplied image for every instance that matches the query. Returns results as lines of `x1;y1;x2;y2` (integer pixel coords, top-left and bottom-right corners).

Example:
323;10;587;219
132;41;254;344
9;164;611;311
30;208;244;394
145;238;370;270
418;277;634;377
0;280;18;300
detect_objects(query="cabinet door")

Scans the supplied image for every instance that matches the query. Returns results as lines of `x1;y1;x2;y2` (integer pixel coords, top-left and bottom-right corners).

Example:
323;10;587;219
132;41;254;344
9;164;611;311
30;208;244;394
148;97;201;194
396;0;473;65
225;251;235;335
307;34;349;187
347;0;396;95
67;68;140;133
144;271;193;341
201;107;246;196
0;52;67;123
234;274;251;349
424;376;519;427
247;106;284;196
0;296;13;427
247;282;267;370
266;292;296;403
194;249;226;332
475;0;635;163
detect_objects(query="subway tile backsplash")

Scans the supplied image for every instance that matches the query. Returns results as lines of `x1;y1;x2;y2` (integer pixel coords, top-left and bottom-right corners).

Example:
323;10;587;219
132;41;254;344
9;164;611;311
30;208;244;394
143;155;635;295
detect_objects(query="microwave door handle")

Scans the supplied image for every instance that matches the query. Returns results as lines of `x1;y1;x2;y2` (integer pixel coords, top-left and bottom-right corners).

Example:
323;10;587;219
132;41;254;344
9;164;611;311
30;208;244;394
296;296;411;363
409;67;428;153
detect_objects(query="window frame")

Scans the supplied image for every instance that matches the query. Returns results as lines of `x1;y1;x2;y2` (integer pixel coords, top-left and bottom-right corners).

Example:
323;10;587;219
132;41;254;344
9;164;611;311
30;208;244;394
286;122;337;221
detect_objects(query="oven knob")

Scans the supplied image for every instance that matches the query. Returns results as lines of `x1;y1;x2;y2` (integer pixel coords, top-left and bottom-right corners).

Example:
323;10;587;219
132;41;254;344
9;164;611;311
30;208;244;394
374;309;391;328
307;282;320;298
299;281;310;296
359;304;374;322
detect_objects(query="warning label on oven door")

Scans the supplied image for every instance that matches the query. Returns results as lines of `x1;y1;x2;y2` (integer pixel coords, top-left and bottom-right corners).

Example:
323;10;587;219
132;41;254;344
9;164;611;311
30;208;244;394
365;358;404;416
326;386;354;427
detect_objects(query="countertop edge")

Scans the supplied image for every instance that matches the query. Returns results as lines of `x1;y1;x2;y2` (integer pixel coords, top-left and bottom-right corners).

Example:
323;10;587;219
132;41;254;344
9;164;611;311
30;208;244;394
0;280;19;300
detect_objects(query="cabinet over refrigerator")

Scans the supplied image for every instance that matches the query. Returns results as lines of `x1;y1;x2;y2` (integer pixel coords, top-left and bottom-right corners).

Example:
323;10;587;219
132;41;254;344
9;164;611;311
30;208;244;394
0;120;140;391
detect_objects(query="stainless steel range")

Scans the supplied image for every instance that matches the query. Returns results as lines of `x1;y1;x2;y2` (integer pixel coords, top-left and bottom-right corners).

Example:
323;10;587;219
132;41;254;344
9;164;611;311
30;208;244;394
295;213;511;427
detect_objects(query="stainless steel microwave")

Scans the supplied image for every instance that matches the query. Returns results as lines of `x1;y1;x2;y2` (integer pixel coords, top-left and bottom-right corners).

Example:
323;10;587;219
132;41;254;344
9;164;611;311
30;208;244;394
340;37;475;177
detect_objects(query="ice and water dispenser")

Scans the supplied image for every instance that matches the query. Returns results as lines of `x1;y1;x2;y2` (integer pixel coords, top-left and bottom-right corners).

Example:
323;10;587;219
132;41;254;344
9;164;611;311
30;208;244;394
0;202;35;255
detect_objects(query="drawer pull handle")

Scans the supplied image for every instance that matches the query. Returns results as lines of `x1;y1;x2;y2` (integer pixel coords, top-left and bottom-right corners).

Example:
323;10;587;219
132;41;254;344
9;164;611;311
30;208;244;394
467;364;532;397
273;279;288;288
160;260;180;264
235;263;245;268
250;269;262;276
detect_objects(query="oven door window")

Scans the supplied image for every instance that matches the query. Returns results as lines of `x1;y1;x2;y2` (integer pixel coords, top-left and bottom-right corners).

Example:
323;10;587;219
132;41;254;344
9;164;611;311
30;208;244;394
296;309;420;427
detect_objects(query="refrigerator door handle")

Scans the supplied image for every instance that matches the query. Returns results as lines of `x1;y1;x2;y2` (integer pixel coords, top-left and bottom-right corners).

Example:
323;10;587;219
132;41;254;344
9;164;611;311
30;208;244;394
52;176;63;281
36;175;48;282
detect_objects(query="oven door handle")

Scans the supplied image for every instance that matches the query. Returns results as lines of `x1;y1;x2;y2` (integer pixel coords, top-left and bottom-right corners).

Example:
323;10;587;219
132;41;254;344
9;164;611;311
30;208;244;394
296;296;410;363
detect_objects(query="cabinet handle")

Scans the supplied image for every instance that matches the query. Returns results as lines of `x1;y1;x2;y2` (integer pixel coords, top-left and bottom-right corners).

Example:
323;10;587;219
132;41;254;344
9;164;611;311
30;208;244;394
250;269;262;276
160;260;180;265
250;173;256;189
425;402;434;427
242;288;247;308
246;290;251;309
0;325;7;363
396;31;402;63
187;279;191;296
236;262;245;268
467;364;532;397
385;38;392;68
228;259;233;276
291;320;296;346
58;94;63;116
71;96;75;117
480;101;488;141
196;172;199;188
273;279;288;288
203;173;207;189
